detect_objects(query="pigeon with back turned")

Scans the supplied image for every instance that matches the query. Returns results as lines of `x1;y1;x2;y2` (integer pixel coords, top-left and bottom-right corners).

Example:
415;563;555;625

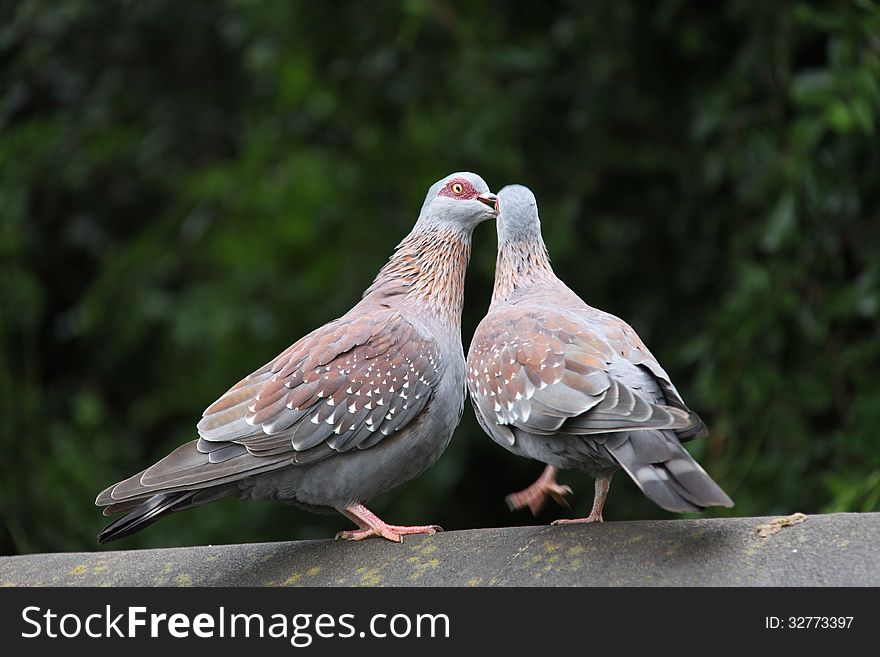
467;184;732;523
96;172;499;543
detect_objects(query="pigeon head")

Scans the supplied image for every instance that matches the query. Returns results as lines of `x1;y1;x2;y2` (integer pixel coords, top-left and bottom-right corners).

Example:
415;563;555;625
496;184;541;243
419;172;499;228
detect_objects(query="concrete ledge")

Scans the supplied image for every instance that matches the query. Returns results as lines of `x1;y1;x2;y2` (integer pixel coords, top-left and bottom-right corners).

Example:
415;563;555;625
1;513;877;586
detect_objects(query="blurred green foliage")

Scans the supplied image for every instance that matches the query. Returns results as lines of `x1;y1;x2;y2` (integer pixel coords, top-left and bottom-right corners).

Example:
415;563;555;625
2;0;879;555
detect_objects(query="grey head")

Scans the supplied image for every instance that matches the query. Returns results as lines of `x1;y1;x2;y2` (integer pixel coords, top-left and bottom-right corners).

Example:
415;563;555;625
418;171;499;229
497;184;542;243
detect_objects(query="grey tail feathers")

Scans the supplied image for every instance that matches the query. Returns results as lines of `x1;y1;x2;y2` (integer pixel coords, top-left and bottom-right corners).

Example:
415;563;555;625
97;486;235;544
603;430;733;513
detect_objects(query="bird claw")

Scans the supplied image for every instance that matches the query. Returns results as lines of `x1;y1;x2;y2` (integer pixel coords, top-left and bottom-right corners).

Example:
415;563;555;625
506;482;574;516
335;527;403;542
548;485;574;509
335;524;442;543
551;512;603;525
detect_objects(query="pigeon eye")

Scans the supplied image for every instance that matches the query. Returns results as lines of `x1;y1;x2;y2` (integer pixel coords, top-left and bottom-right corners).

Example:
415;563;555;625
451;183;464;195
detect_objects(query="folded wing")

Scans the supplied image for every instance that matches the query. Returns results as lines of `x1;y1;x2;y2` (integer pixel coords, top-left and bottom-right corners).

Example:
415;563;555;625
467;309;703;447
97;308;440;506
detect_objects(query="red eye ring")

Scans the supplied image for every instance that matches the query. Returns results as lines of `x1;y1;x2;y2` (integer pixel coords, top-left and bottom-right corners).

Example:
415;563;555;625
439;178;477;200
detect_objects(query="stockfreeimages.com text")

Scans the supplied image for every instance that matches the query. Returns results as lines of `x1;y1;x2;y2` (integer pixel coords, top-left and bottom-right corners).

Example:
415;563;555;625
21;605;450;646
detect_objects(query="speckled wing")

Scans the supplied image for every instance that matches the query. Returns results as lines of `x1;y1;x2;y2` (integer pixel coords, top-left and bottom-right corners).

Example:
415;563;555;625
466;308;703;447
97;308;440;505
583;306;708;441
198;308;439;453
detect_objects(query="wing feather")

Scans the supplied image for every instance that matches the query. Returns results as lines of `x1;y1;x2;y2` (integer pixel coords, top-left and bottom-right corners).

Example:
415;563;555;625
99;307;442;506
467;309;704;446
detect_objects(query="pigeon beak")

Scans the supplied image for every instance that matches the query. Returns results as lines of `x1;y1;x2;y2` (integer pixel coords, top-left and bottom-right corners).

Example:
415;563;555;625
477;192;499;215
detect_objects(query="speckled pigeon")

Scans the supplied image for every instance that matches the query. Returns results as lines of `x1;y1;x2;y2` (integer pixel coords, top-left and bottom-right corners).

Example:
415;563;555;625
466;184;732;523
96;172;499;543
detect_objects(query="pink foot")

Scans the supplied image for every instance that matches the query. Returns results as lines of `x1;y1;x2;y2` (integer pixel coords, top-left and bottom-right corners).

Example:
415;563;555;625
335;504;442;543
552;512;603;525
506;465;573;516
552;475;612;525
335;524;442;543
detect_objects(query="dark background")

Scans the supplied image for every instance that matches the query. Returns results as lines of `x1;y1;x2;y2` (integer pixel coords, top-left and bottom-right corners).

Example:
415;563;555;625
2;0;878;555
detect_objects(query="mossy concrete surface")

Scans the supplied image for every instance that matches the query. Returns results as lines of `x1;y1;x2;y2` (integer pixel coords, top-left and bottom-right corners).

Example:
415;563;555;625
1;513;877;587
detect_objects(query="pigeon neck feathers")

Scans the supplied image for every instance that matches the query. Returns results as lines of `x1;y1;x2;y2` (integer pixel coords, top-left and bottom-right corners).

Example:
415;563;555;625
363;222;472;330
490;232;556;308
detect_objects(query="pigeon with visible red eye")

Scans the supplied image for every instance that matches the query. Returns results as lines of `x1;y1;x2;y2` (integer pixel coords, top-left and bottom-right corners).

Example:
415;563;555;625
467;185;732;523
96;172;498;543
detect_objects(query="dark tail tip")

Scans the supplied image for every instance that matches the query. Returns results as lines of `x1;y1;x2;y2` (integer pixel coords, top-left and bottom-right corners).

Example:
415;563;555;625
97;492;193;543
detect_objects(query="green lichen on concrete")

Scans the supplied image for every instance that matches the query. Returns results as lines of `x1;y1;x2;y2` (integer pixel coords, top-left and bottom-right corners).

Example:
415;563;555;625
175;573;193;587
408;557;440;581
283;565;321;586
355;566;383;586
665;542;682;557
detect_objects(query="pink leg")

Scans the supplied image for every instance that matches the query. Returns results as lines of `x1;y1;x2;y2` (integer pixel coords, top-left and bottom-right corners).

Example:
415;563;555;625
506;465;573;516
335;504;443;543
552;475;612;525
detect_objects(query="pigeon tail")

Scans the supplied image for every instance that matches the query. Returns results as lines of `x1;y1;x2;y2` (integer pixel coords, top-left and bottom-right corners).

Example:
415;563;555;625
97;485;236;543
603;430;733;513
